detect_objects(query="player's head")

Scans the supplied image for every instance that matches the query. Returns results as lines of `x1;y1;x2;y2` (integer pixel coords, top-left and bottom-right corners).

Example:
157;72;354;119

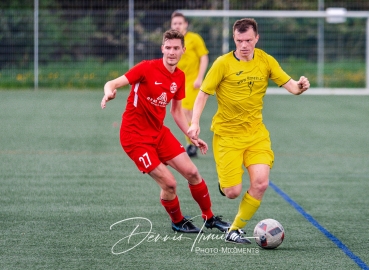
170;12;188;35
232;18;259;60
162;29;185;47
233;18;258;35
161;29;185;67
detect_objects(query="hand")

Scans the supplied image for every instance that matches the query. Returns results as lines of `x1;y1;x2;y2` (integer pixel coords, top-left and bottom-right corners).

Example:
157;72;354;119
101;89;117;109
297;76;310;93
187;123;200;141
193;78;202;89
191;138;208;155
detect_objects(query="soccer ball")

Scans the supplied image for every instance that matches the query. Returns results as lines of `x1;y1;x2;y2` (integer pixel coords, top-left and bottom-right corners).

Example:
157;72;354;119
253;218;285;249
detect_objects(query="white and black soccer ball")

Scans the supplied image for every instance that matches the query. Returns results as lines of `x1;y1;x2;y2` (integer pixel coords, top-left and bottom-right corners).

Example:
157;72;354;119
253;218;285;249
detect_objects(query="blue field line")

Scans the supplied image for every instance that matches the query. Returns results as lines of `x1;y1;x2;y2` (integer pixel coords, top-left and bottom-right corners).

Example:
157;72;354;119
269;180;369;270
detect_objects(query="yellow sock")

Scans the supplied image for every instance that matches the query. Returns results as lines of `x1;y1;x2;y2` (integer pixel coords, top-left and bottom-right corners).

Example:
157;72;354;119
185;134;192;145
229;192;261;231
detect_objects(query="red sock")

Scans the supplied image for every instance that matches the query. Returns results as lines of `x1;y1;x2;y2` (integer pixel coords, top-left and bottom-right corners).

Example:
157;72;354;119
160;196;184;224
188;179;213;220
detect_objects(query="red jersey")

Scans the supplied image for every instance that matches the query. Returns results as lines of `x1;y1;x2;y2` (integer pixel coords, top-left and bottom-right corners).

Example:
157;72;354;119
121;59;185;138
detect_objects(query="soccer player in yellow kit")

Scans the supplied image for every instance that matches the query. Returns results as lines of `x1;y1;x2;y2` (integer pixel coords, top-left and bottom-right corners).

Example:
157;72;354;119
188;18;310;244
171;12;209;157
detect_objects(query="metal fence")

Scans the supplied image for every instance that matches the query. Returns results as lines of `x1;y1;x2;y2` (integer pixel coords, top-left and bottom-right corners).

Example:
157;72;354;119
0;1;368;92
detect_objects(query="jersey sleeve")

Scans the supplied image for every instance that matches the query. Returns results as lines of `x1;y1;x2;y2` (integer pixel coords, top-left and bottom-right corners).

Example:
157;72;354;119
267;55;291;87
124;61;147;84
200;57;225;95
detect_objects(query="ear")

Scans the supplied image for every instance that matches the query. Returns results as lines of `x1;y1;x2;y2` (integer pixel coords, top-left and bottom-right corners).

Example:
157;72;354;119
255;34;260;44
161;44;164;53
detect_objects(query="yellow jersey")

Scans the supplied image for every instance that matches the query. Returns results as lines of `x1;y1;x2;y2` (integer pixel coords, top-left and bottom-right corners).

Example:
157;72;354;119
201;48;291;136
177;31;209;90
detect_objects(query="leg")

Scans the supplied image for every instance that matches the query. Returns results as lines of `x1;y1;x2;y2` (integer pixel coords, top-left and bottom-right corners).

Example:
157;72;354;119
155;127;229;232
150;163;202;233
220;148;270;200
213;133;244;199
167;153;213;219
168;152;231;232
157;127;211;218
229;164;270;230
148;163;184;224
166;152;202;185
121;129;200;233
230;124;274;228
149;162;178;201
247;164;270;200
155;127;201;185
222;183;243;199
221;125;273;243
228;121;273;231
121;131;182;219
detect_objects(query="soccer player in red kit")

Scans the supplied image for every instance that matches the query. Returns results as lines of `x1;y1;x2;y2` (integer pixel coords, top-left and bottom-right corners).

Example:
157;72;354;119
101;29;230;233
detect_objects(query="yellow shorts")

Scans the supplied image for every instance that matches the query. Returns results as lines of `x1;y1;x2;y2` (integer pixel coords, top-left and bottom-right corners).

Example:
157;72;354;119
182;87;199;110
213;123;274;189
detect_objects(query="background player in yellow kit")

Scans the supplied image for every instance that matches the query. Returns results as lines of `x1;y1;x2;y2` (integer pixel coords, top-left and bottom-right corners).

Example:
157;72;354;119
171;12;209;157
188;18;310;244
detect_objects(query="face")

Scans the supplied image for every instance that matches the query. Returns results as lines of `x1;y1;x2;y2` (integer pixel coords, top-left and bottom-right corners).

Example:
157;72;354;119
161;38;185;67
233;28;259;60
171;16;188;35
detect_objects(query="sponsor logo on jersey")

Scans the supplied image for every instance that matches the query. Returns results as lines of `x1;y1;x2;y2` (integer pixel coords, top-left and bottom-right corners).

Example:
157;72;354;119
147;92;168;107
157;92;167;103
247;81;255;95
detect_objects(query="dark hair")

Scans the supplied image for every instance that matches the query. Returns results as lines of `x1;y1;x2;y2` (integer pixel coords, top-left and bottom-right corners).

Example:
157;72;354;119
233;18;258;35
171;11;188;22
162;29;185;47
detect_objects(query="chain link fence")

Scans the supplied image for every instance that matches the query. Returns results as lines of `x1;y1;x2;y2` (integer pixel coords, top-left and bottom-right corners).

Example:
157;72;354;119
0;0;368;89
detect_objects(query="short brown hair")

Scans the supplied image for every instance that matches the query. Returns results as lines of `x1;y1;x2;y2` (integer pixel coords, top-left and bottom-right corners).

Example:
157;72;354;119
162;29;185;47
233;18;258;35
171;11;188;22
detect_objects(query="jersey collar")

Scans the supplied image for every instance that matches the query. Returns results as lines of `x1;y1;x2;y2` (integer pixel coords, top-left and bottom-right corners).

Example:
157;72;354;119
233;50;255;61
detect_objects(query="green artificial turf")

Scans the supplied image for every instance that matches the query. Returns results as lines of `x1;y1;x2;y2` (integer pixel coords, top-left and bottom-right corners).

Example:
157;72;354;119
1;90;368;269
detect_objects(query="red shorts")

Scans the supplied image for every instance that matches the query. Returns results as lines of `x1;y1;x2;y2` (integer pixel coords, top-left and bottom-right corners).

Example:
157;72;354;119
120;126;185;173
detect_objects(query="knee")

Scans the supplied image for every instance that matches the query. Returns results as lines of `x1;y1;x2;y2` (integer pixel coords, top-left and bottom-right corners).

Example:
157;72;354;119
163;180;177;194
251;178;269;194
224;186;242;199
225;191;240;199
184;167;201;184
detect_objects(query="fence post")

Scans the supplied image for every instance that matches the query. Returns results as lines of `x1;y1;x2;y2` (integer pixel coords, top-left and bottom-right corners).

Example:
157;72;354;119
317;0;324;88
34;0;39;90
222;0;229;54
129;0;134;68
367;17;369;92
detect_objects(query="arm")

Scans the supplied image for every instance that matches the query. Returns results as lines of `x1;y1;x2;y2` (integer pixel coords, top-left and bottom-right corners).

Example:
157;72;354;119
193;54;209;89
187;90;210;140
101;75;130;109
171;99;208;154
283;76;310;95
